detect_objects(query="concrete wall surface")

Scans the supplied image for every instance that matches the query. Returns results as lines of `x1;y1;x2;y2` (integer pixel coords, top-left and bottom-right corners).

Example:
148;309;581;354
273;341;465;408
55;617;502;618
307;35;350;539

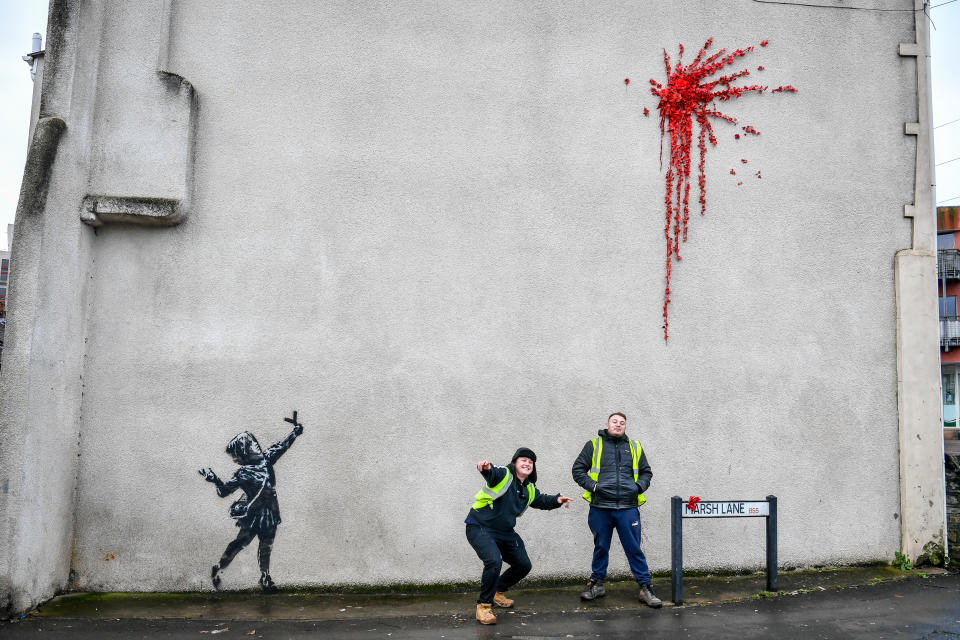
0;0;945;611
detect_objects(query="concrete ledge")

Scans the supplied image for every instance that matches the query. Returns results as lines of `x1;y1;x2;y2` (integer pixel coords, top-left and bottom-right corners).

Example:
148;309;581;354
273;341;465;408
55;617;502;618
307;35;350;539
80;195;183;227
899;43;920;57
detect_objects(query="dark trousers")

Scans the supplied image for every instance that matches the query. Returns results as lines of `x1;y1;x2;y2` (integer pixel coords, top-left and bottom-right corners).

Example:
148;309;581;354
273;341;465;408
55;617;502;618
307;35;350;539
588;506;651;585
219;527;276;574
465;524;532;604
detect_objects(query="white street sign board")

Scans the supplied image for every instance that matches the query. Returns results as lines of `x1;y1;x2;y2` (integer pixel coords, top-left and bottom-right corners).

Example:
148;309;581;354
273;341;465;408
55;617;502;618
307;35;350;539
682;501;770;518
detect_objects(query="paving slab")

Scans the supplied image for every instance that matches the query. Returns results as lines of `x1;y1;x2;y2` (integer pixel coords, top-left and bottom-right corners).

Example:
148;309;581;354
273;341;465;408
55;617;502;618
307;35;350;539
0;570;958;639
16;565;950;622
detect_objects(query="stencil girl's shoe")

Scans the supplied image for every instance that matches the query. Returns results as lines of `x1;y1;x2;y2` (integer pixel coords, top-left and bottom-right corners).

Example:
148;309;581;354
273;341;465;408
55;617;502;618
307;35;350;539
259;572;278;594
211;565;222;590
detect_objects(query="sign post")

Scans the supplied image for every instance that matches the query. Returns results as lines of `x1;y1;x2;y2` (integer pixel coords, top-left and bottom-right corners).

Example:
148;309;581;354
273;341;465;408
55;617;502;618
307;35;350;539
670;495;778;605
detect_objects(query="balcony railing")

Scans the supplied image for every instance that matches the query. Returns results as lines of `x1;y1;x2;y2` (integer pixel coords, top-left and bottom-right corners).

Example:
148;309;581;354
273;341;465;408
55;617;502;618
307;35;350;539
938;249;960;279
941;316;960;348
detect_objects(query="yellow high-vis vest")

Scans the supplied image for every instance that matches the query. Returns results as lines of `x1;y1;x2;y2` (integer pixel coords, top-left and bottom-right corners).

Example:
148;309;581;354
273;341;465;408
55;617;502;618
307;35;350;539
472;467;535;513
581;437;646;506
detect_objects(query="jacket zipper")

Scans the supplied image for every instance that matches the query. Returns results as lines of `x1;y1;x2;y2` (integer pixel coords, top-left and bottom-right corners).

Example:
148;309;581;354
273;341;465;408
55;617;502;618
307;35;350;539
615;442;622;504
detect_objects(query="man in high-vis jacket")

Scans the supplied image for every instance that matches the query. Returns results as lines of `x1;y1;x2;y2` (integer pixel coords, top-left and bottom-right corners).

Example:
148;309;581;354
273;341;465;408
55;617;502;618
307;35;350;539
571;412;661;608
465;447;573;625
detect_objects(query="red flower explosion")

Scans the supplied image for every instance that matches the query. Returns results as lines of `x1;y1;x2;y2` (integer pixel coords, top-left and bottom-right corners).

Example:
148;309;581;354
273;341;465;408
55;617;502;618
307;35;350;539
649;38;796;341
686;496;701;511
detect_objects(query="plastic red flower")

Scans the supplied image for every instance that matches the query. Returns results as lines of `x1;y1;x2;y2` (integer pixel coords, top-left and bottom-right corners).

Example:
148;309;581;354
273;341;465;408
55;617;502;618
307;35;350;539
647;37;796;341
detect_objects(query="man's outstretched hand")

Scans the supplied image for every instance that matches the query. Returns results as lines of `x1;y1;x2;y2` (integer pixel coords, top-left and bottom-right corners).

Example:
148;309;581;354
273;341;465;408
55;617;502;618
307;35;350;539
198;468;218;483
477;460;492;473
557;496;573;508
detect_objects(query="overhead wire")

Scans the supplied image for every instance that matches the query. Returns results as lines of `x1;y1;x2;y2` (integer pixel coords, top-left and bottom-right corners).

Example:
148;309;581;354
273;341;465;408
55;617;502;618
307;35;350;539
751;0;956;11
747;0;960;201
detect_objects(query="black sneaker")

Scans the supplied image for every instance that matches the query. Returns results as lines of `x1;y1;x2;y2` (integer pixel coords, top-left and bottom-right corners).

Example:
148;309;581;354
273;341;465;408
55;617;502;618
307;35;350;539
259;572;278;594
211;565;221;590
638;583;662;608
580;580;606;601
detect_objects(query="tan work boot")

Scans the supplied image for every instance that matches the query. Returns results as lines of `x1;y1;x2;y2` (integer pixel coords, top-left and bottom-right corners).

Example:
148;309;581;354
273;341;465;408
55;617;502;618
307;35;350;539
476;602;497;625
493;591;514;608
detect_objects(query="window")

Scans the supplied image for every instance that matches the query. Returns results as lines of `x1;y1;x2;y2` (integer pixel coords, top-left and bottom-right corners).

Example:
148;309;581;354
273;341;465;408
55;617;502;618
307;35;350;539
940;296;957;317
945;371;957;428
939;233;956;250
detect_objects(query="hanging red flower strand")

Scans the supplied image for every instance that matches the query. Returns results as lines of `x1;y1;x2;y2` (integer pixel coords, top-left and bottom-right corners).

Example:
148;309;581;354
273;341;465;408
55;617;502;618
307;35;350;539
649;38;797;341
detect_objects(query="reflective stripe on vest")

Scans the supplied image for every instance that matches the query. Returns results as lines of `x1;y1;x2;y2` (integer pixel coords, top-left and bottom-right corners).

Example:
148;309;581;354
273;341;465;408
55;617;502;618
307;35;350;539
471;468;536;513
581;437;646;507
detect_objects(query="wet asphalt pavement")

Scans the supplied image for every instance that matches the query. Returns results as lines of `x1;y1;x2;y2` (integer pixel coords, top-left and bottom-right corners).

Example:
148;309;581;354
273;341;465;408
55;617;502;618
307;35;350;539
1;572;958;639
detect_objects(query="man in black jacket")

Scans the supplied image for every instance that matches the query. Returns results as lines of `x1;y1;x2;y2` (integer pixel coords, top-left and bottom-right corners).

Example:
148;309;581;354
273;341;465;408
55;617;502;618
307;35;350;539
465;447;573;624
571;412;661;608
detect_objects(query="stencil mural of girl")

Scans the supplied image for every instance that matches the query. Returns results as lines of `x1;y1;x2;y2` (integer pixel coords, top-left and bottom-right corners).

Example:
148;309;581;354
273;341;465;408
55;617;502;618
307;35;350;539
199;411;304;593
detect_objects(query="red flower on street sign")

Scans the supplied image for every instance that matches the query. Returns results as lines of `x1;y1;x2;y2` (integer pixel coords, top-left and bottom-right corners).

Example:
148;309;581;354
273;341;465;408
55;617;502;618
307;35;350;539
686;496;701;511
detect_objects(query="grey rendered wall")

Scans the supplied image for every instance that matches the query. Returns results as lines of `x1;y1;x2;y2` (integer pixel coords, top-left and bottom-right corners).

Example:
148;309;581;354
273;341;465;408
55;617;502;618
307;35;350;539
2;0;940;602
0;0;88;614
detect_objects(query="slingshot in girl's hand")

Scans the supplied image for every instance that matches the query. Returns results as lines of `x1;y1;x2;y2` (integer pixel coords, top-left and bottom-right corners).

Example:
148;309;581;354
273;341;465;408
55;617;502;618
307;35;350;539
284;410;304;436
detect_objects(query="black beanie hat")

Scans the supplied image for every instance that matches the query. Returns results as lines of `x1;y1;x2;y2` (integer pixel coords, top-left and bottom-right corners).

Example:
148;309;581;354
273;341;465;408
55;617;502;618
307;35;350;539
511;447;537;484
512;447;536;463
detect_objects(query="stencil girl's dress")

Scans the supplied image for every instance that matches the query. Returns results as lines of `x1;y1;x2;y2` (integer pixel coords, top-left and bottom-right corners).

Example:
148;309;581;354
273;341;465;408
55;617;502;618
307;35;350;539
200;420;303;592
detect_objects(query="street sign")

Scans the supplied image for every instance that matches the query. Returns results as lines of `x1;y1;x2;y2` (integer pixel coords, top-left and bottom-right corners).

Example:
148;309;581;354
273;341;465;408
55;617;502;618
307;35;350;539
682;500;770;518
671;495;778;606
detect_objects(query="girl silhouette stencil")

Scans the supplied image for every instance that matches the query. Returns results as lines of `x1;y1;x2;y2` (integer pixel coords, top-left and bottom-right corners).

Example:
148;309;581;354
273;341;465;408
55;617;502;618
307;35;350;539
199;412;303;593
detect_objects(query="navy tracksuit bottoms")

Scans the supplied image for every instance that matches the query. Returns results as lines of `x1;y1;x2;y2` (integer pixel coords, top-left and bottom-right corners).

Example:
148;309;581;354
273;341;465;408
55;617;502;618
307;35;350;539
588;506;652;585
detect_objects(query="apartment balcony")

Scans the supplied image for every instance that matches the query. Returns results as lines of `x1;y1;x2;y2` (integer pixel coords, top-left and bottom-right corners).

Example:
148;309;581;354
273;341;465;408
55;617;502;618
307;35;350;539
941;316;960;348
938;249;960;279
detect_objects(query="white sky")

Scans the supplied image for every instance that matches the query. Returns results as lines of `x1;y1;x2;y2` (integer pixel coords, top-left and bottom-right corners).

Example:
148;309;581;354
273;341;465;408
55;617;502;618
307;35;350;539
0;2;957;251
932;1;960;208
1;1;47;251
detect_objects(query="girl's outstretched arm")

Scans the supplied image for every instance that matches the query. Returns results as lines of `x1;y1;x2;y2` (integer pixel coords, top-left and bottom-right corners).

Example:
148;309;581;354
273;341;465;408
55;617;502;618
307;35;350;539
198;468;240;497
265;423;303;464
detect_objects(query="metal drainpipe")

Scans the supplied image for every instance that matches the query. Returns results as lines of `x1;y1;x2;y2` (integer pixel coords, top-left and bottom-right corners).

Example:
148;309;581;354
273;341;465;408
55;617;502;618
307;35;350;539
21;32;42;81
